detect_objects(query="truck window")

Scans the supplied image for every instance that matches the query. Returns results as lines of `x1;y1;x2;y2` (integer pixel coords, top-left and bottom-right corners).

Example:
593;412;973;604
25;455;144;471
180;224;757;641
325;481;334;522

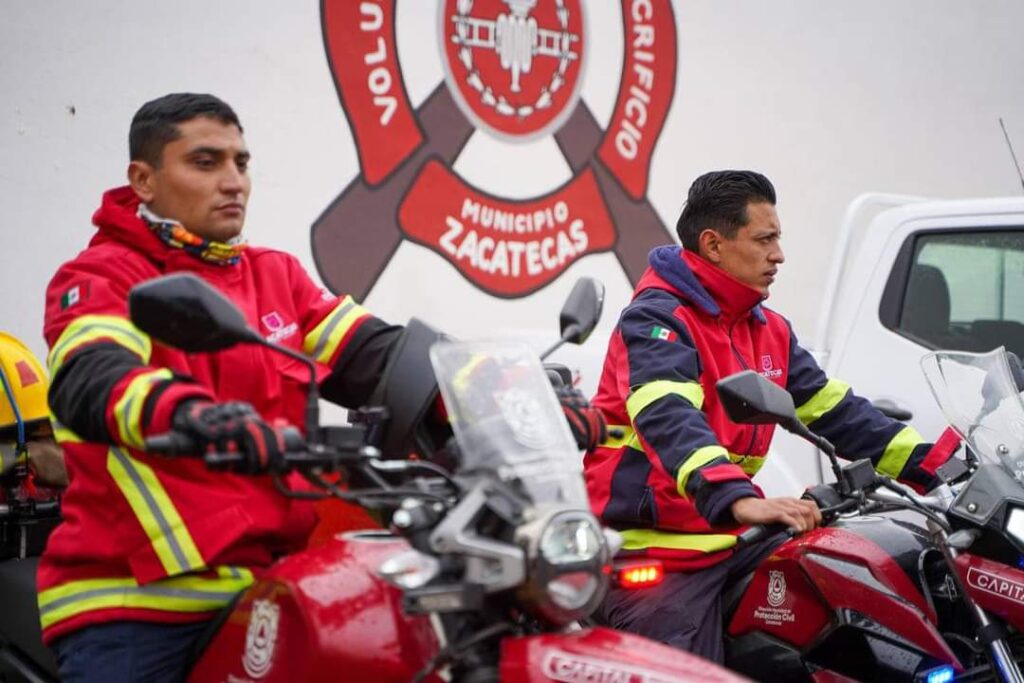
883;230;1024;356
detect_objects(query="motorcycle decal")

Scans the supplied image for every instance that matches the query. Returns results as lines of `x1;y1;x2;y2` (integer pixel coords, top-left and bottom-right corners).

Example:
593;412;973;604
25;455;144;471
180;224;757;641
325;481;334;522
751;569;797;626
314;0;678;301
766;569;786;607
967;566;1024;605
495;385;558;452
543;651;678;683
243;599;280;679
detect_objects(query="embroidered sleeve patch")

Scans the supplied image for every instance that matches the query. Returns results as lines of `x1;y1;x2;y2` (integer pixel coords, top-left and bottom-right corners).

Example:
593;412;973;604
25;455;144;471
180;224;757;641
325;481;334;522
650;325;677;342
60;283;90;310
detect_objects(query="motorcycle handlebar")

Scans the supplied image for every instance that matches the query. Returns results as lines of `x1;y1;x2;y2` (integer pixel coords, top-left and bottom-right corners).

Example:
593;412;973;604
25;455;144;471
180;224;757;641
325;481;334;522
736;523;795;546
144;426;363;472
145;432;199;456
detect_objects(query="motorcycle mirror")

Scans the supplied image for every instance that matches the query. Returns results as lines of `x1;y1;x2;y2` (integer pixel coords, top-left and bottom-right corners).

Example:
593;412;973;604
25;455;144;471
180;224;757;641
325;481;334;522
541;278;605;360
129;273;325;441
128;273;261;352
559;277;605;345
716;371;803;432
717;371;845;487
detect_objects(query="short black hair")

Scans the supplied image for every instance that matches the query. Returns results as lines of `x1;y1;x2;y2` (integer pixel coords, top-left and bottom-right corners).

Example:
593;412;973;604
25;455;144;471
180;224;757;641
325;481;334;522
129;93;242;167
675;170;776;251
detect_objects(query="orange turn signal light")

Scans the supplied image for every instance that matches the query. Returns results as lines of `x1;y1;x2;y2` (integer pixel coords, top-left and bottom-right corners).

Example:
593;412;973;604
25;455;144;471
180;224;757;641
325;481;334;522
614;561;665;589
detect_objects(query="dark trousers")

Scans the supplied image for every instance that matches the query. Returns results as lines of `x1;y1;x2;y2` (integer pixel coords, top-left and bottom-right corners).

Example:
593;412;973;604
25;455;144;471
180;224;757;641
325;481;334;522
51;620;210;683
599;533;786;663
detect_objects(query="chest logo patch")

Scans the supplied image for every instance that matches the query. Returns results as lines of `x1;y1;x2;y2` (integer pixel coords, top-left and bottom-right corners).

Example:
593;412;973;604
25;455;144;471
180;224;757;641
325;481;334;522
261;312;298;344
759;354;782;379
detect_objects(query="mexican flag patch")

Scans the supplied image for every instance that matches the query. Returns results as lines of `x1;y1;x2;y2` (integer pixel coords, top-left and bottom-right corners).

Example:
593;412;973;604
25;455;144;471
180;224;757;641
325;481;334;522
650;325;677;342
60;283;89;309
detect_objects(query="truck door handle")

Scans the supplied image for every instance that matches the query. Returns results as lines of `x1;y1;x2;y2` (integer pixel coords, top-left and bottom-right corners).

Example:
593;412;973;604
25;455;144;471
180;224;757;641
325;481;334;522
871;399;913;421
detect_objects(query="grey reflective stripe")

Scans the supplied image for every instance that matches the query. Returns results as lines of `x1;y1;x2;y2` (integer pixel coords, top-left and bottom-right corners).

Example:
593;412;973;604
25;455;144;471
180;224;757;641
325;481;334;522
311;300;355;360
110;447;191;573
51;323;148;364
38;585;240;616
119;395;136;437
227;567;241;579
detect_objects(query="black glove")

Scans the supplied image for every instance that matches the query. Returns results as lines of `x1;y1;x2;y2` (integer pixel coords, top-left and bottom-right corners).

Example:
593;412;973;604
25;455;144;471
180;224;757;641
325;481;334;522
171;401;287;475
556;386;607;451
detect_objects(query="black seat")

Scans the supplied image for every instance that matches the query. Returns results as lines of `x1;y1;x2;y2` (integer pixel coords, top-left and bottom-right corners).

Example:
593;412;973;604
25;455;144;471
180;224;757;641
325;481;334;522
900;264;951;346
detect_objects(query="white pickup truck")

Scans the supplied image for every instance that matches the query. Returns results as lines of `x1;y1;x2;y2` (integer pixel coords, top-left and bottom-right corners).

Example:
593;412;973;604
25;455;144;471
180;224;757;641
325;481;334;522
761;193;1024;495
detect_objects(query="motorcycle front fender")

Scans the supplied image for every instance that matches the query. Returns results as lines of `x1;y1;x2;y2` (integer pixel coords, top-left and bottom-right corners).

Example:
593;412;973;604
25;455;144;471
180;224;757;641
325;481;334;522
499;627;749;682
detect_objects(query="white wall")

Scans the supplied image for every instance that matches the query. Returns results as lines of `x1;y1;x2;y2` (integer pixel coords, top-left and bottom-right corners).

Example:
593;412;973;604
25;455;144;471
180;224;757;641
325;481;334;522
3;1;1023;397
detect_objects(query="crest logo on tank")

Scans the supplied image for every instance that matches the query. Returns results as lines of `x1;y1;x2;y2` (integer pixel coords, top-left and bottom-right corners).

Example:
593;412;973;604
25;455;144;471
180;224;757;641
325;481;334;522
314;0;678;300
243;599;280;679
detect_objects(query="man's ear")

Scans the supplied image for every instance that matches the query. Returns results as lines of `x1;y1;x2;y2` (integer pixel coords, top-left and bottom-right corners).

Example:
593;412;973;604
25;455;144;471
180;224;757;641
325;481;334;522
697;229;722;263
127;160;156;203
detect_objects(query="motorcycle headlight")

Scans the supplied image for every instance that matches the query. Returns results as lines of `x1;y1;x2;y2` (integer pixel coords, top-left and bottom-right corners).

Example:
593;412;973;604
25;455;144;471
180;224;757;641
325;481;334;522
518;510;610;626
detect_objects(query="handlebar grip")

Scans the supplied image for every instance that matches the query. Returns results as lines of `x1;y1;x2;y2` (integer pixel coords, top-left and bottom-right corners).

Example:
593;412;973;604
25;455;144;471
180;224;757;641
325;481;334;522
145;432;199;456
736;523;794;546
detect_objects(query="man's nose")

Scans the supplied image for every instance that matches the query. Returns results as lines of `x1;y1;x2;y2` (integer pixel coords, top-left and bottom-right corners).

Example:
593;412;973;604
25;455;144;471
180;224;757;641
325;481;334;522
220;164;246;194
771;243;785;264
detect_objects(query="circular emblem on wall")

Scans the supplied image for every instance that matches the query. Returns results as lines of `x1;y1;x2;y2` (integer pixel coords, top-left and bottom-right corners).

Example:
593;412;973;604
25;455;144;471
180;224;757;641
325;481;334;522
314;0;679;301
440;0;585;141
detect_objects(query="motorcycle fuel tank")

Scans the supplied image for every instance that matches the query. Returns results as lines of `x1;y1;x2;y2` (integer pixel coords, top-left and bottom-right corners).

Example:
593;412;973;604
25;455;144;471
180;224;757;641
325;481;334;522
188;531;442;682
727;522;961;680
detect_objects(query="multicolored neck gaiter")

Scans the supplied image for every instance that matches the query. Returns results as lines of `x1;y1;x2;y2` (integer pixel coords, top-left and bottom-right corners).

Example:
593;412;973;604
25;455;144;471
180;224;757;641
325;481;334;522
138;204;246;266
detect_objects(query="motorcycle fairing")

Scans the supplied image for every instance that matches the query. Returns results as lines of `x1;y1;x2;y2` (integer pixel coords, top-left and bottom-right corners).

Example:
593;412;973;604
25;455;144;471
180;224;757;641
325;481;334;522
955;552;1024;631
500;627;748;682
727;526;962;680
188;531;442;683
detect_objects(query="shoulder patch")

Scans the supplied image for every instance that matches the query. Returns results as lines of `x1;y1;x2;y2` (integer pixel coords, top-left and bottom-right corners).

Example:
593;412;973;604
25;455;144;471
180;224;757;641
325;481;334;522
60;282;91;310
650;325;677;342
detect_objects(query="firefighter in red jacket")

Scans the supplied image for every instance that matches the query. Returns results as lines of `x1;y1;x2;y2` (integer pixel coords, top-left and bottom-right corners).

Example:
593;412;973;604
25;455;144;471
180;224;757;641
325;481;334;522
585;170;960;662
37;93;603;682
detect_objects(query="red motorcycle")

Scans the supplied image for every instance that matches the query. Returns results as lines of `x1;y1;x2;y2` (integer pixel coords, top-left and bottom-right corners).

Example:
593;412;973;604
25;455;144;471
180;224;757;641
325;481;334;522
698;350;1024;682
115;273;745;683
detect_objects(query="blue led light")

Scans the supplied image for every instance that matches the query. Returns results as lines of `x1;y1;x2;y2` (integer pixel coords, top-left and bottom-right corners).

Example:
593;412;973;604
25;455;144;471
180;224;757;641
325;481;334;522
1018;555;1024;570
925;665;955;683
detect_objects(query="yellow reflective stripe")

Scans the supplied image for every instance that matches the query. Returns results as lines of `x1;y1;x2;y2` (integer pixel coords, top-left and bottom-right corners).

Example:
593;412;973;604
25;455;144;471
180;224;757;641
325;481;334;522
302;296;369;364
50;417;83;444
730;453;767;476
601;424;643;451
602;426;765;479
619;528;737;553
112;369;173;449
626;380;704;422
795;378;851;426
38;568;253;630
676;444;730;497
106;447;205;576
876;426;924;479
48;315;151;376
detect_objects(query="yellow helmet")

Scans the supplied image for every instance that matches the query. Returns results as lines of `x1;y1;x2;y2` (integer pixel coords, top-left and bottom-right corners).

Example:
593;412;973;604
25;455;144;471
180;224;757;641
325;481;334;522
0;332;50;437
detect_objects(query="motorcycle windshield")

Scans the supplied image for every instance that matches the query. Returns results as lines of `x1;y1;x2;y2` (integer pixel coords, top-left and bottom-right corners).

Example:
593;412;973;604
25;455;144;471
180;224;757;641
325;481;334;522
429;340;588;506
921;347;1024;480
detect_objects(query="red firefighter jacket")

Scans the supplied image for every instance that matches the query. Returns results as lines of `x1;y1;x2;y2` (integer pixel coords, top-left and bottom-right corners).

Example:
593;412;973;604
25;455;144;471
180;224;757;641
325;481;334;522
37;186;399;643
584;247;959;571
